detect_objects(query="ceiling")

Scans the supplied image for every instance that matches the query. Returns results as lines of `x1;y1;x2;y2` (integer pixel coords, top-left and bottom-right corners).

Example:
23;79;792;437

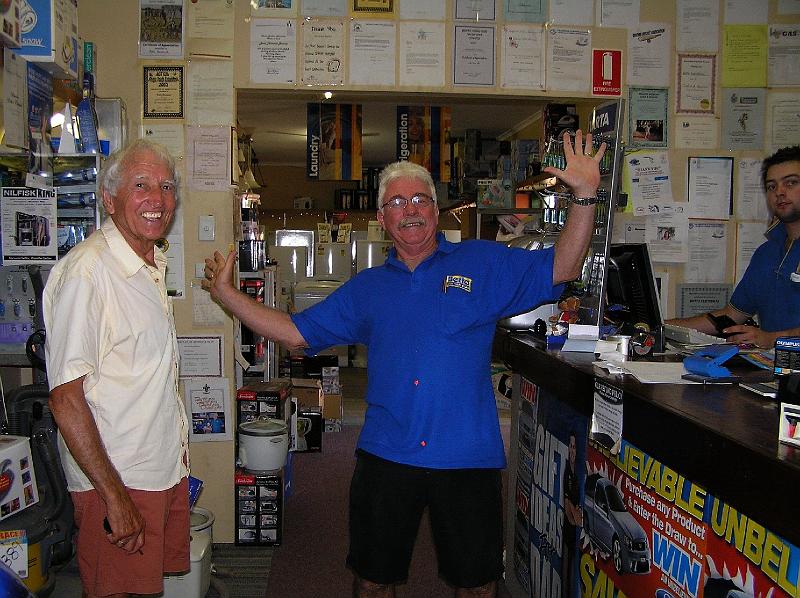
236;90;547;168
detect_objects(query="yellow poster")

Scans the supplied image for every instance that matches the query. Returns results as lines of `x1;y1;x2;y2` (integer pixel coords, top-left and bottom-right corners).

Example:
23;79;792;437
722;25;768;88
352;0;394;15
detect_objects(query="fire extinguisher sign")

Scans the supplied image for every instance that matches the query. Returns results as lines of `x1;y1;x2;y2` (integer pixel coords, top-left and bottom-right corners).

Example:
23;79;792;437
592;49;622;96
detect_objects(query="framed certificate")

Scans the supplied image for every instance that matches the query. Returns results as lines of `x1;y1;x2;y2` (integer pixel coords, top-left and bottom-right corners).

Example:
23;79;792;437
353;0;393;13
143;65;184;119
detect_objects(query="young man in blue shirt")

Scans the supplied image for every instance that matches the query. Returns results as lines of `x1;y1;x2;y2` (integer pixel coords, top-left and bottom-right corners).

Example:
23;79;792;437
667;146;800;348
204;130;605;597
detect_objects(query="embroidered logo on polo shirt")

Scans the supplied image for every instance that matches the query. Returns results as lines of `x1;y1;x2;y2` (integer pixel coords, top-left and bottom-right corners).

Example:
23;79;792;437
443;275;472;293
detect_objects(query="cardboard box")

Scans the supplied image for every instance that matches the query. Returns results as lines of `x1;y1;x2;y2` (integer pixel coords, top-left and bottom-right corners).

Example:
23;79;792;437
0;435;39;521
1;0;21;48
323;392;343;422
237;379;292;425
291;377;322;408
290;400;322;452
234;468;284;546
17;0;79;79
321;366;341;394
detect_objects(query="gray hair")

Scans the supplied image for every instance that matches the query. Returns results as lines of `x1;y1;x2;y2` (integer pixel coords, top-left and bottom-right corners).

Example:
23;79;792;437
98;139;180;202
377;161;436;211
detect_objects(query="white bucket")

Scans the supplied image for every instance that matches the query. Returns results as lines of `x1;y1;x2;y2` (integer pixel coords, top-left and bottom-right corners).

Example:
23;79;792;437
163;507;215;598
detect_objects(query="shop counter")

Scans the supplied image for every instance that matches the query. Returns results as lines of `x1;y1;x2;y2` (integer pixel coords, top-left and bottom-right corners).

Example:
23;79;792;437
496;328;800;598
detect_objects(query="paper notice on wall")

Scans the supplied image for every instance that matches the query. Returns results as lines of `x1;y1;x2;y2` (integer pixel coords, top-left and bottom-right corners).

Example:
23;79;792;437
687;156;733;219
674;116;719;149
768;92;800;151
501;24;545;89
625;150;674;214
598;0;640;28
627;23;670;87
768;24;800;87
735;158;769;222
721;88;765;150
735;221;768;285
545;27;591;92
643;203;689;263
349;21;395;86
724;0;767;23
684;220;727;283
250;19;296;84
399;22;445;87
185;377;232;443
301;19;345;86
676;0;719;52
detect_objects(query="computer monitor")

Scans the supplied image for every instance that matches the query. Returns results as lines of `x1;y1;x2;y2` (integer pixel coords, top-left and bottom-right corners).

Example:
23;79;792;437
606;243;663;352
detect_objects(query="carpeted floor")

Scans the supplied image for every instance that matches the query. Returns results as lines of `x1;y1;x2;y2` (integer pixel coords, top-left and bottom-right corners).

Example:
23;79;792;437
265;423;512;597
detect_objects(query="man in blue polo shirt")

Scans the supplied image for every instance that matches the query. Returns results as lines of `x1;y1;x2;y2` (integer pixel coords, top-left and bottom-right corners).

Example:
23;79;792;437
667;146;800;348
204;130;605;597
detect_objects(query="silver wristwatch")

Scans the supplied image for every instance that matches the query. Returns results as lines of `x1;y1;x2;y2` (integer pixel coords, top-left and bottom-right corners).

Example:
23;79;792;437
567;195;600;206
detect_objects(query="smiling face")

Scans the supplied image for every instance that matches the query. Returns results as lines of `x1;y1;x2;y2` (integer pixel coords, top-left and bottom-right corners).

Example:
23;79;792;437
377;176;439;264
102;149;177;264
765;160;800;230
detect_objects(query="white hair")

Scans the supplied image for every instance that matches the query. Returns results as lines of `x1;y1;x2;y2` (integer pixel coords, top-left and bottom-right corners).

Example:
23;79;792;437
377;161;436;211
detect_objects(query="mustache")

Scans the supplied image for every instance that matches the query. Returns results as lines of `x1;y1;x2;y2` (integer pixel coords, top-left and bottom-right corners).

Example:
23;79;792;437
399;217;426;227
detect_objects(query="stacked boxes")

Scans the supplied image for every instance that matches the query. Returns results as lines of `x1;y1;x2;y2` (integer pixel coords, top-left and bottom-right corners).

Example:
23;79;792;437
290;378;323;452
322;367;344;432
17;0;79;79
236;379;291;425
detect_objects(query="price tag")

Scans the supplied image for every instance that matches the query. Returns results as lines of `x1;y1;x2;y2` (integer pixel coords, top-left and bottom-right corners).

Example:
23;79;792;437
0;530;28;578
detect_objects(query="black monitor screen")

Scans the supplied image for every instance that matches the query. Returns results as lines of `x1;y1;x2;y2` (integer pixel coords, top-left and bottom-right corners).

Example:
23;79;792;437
606;243;663;349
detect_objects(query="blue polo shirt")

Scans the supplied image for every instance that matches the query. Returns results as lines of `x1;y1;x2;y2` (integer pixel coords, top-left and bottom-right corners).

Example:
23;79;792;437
291;233;563;469
730;221;800;333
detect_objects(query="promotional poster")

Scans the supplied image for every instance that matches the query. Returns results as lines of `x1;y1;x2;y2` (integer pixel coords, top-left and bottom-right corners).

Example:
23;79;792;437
512;376;589;598
306;103;362;181
582;439;800;597
395;105;451;181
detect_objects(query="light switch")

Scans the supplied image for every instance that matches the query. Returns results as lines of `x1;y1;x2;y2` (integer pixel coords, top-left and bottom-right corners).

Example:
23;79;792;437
199;215;215;241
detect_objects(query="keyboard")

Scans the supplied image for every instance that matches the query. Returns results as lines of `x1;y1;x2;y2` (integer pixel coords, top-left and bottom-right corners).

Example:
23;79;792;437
663;323;726;346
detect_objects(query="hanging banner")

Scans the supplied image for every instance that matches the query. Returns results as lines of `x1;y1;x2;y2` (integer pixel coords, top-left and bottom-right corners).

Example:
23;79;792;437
306;103;362;181
395;106;451;182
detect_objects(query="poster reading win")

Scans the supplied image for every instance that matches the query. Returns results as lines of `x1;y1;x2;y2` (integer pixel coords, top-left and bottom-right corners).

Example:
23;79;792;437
582;438;800;598
396;106;451;182
306;103;362;181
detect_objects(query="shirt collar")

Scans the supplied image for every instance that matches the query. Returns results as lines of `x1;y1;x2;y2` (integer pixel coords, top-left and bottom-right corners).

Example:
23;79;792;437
386;232;455;269
766;220;788;244
101;218;166;278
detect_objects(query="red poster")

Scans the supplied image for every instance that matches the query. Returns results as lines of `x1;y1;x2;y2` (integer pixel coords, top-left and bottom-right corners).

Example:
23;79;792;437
592;49;622;96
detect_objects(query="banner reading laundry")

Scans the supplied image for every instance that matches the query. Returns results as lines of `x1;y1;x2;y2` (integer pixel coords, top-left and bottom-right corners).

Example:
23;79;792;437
396;105;451;182
306;103;362;181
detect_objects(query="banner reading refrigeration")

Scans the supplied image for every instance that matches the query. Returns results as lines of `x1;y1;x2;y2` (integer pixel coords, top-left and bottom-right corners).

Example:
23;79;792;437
396;105;451;182
306;103;362;181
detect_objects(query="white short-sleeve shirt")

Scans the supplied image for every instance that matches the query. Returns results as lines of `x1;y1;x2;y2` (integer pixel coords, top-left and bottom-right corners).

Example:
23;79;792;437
43;218;189;492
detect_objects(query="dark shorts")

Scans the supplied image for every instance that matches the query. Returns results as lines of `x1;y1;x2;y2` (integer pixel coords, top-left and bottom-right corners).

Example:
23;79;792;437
346;450;504;588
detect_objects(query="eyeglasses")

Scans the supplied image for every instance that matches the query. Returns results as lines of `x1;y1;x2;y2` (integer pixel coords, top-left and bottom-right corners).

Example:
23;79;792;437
381;193;435;210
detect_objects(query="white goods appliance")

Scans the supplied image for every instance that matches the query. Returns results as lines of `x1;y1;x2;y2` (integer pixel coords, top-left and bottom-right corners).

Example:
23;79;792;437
356;240;392;273
314;242;352;281
238;418;289;472
273;229;315;277
162;507;215;598
294;279;348;365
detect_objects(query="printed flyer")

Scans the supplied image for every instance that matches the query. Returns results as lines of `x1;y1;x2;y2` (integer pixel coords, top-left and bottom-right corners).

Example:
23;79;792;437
582;439;800;597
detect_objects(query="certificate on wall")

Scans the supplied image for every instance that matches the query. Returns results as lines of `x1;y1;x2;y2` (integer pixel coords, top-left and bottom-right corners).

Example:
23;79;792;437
545;27;591;92
500;24;545;89
186;126;232;192
767;92;800;151
721;88;765;150
139;0;184;58
352;0;393;13
627;23;670;87
455;0;495;21
349;21;396;86
674;116;719;149
185;378;233;443
250;19;296;85
178;336;224;378
504;0;547;23
687;156;733;219
399;22;445;87
143;65;184;119
676;0;718;52
676;54;716;115
628;87;668;149
453;25;495;86
400;0;444;20
301;19;345;86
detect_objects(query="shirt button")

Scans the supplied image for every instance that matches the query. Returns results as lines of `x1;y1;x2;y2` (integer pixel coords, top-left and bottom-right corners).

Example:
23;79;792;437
414;379;420;386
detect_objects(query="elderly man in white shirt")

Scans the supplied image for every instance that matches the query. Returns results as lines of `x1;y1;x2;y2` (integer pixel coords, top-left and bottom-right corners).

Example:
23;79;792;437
44;139;190;598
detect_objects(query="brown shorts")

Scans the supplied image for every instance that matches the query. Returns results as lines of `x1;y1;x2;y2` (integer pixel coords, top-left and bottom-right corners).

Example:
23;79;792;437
71;477;190;597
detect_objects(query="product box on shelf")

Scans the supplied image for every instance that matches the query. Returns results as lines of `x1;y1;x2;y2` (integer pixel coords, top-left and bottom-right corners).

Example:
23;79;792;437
0;435;39;521
17;0;79;79
290;399;322;453
236;379;292;425
323;392;343;423
234;468;284;546
291;377;322;409
321;366;341;395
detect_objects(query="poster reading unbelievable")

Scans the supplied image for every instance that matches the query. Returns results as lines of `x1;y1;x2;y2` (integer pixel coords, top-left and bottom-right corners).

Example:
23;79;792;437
582;438;800;597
